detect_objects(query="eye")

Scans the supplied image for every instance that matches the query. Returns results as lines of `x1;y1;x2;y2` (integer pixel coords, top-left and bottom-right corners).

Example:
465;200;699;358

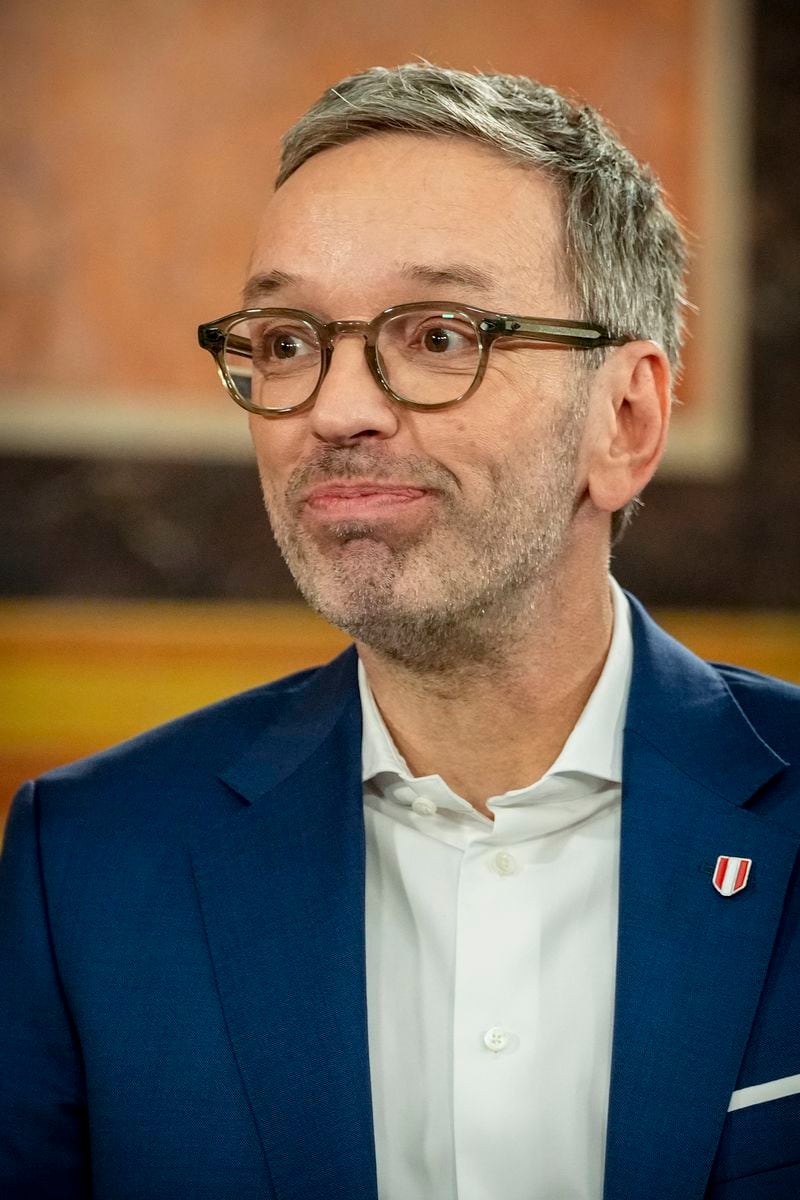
248;319;323;379
249;321;320;374
415;320;477;356
274;333;300;359
262;329;315;360
424;326;459;353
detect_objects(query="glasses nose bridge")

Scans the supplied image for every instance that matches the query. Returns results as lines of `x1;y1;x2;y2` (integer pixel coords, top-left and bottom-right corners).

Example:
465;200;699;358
323;318;377;349
317;318;384;394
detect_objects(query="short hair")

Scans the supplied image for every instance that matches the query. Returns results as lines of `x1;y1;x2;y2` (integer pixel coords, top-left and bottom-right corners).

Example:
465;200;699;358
277;63;689;540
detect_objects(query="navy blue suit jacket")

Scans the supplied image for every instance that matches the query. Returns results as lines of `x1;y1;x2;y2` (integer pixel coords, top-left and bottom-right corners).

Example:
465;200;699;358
1;596;799;1199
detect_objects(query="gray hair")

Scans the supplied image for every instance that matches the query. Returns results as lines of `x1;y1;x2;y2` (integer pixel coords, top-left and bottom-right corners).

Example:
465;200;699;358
277;63;689;540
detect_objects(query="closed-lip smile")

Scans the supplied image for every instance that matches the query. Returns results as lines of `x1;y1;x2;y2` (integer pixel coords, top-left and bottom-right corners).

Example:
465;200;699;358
301;479;434;518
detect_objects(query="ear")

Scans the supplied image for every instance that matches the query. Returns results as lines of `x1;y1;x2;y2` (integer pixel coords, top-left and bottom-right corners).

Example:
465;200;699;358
584;341;672;517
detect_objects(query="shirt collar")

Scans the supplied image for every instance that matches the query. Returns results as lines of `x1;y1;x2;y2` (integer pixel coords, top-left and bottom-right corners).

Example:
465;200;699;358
359;576;633;790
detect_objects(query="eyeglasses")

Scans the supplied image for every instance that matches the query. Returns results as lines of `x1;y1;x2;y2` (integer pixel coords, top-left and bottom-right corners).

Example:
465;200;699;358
197;302;630;416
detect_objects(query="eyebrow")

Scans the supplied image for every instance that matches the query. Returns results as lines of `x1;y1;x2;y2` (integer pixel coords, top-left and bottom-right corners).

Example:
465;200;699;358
241;261;499;308
397;260;499;293
242;270;299;306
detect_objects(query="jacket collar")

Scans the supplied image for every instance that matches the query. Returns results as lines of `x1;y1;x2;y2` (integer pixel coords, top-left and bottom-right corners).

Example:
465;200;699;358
217;594;788;813
217;645;361;810
624;592;786;802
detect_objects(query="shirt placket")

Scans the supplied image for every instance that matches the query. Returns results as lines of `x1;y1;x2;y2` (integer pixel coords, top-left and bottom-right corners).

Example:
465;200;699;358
451;808;543;1200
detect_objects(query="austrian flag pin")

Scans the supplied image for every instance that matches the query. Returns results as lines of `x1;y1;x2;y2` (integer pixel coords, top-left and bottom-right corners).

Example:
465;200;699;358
713;856;753;897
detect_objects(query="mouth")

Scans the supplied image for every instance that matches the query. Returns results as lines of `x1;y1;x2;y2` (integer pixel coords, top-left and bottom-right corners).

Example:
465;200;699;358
301;480;434;522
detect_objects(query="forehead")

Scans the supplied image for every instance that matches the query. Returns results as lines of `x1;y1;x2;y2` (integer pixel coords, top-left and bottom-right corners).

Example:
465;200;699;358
249;133;566;312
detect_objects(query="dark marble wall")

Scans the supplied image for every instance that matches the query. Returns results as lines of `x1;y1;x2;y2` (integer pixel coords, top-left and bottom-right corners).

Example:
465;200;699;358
616;0;800;607
2;0;798;607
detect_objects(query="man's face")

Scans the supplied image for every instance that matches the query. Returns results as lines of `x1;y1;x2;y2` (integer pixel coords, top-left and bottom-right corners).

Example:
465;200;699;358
246;134;596;669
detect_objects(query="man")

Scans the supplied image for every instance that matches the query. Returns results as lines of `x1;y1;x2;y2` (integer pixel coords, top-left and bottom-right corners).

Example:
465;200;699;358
1;63;798;1200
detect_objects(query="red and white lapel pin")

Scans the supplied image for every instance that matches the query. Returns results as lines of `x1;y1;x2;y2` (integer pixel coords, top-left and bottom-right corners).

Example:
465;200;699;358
713;856;753;897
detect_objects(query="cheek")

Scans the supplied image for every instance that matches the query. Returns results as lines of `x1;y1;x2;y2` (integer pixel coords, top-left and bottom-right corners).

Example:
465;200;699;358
443;396;536;470
486;349;574;405
248;417;303;490
409;412;502;486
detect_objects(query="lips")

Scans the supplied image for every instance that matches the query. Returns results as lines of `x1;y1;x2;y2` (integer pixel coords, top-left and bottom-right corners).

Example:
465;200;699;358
305;482;427;501
301;480;433;520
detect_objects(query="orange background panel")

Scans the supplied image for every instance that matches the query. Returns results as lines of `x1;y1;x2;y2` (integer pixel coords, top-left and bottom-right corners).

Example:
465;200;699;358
2;0;700;405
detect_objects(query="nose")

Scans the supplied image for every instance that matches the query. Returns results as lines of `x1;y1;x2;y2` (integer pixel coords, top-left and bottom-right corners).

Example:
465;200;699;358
307;328;400;446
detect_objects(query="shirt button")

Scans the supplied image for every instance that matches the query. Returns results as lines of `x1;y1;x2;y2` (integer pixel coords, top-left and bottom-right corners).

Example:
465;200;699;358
493;850;517;876
411;796;438;816
483;1027;511;1053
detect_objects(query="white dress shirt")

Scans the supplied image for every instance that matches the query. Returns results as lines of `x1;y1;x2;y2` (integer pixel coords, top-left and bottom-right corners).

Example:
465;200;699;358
361;578;633;1200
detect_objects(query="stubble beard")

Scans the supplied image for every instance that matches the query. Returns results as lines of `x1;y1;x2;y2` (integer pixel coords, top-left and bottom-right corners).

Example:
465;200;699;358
262;395;587;674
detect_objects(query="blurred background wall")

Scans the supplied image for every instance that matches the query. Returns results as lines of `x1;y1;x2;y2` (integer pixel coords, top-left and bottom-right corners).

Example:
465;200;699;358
1;0;798;819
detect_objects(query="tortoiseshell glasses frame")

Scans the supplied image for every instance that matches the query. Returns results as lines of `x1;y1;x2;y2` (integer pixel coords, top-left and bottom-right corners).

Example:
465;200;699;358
197;301;631;416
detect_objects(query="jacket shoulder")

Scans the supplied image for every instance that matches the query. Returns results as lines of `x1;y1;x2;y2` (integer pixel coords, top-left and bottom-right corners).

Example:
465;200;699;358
712;661;800;760
708;661;800;831
24;647;358;835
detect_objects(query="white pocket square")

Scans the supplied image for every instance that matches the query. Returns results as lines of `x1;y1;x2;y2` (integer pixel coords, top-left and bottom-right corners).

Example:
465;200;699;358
728;1073;800;1112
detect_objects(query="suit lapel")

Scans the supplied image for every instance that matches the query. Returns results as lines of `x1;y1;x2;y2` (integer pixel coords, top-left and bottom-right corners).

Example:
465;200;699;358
604;599;799;1200
190;648;378;1200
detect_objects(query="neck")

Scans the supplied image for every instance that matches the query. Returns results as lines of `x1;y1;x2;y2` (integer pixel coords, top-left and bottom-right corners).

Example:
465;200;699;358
358;556;615;816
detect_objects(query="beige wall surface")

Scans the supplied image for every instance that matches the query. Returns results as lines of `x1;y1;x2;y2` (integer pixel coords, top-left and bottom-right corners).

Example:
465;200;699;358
0;0;746;472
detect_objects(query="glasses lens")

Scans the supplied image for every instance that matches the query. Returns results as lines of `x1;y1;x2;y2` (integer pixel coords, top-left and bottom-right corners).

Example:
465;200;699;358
376;308;480;405
223;315;322;411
